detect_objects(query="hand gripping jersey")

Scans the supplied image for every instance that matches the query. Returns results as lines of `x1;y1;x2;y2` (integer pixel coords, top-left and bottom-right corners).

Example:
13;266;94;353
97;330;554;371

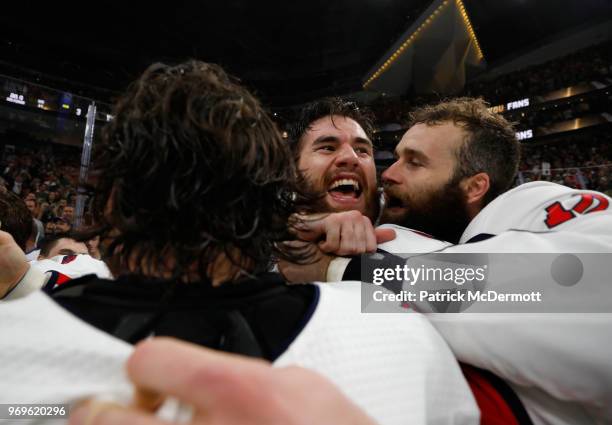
343;182;612;425
0;274;479;425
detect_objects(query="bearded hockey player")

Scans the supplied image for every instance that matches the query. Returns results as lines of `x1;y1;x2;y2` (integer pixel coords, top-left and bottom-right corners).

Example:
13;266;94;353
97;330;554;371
0;61;478;425
283;98;612;425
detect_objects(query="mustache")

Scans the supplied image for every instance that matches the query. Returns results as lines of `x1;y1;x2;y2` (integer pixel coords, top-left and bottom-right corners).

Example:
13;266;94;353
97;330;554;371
383;186;409;205
323;171;367;188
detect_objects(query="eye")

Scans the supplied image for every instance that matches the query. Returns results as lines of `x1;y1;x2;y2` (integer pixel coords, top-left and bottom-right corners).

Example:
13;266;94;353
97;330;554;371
407;159;422;167
317;145;335;152
355;146;372;155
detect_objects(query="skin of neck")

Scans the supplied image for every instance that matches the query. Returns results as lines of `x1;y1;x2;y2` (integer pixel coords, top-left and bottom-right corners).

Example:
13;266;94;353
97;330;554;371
114;244;254;287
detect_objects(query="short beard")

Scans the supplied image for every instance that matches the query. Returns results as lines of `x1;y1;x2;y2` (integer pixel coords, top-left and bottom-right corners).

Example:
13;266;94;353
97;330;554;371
382;178;471;244
296;172;379;221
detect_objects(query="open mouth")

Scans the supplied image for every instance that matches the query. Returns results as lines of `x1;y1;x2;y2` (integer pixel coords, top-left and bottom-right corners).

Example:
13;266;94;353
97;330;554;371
328;178;362;199
385;194;405;209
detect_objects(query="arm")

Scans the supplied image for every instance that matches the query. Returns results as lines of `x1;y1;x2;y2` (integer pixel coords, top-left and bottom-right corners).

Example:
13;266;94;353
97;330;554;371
279;212;396;283
0;230;47;300
69;338;378;425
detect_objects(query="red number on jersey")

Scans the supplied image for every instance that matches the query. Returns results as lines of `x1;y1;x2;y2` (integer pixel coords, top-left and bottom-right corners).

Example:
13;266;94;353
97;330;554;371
544;193;610;229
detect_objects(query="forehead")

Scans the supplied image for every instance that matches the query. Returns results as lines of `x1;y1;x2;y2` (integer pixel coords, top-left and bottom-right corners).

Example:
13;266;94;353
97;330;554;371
303;115;368;142
397;122;465;160
54;238;87;251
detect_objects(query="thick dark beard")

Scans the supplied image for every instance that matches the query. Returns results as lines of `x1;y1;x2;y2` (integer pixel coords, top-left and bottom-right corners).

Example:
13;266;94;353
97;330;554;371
383;179;471;244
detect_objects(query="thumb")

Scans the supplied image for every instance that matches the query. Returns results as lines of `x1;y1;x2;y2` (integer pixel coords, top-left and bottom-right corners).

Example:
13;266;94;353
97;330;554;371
375;228;396;244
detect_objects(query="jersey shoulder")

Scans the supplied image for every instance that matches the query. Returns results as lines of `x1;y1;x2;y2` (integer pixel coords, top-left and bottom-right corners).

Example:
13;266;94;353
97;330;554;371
461;182;612;242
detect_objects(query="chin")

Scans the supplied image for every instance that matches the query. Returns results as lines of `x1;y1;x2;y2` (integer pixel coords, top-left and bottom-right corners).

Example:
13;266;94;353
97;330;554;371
330;203;366;215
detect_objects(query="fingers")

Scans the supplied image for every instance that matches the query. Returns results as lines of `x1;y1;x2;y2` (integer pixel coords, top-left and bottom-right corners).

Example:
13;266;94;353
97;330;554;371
363;217;377;253
320;219;341;253
98;338;378;425
350;219;367;254
288;213;328;242
317;211;375;255
126;338;270;409
69;401;168;425
375;228;396;245
293;212;381;256
133;386;164;412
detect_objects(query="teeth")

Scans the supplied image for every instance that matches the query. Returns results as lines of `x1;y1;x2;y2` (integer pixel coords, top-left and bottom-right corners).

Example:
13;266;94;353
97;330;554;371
329;179;360;191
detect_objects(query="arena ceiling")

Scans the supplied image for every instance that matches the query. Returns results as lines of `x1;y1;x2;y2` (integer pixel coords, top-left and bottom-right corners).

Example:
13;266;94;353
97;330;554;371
1;0;611;106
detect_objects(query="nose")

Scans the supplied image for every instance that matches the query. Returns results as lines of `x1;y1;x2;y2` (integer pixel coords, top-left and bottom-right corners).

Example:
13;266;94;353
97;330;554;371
333;143;359;168
382;160;402;185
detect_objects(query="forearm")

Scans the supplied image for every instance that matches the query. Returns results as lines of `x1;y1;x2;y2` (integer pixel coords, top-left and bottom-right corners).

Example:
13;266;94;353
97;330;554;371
1;265;48;301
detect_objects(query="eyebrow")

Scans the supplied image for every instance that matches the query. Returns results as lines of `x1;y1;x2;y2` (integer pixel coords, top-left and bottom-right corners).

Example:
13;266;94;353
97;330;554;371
312;135;373;148
396;147;429;164
57;249;78;256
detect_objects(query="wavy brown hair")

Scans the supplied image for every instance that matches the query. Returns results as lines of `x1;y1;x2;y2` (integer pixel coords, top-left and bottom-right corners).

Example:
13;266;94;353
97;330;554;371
92;61;305;281
286;97;375;161
409;97;520;206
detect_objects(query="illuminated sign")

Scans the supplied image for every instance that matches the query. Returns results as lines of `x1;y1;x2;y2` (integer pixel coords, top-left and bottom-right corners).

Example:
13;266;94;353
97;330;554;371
516;129;533;140
6;92;25;105
507;98;530;110
37;99;45;109
489;104;505;113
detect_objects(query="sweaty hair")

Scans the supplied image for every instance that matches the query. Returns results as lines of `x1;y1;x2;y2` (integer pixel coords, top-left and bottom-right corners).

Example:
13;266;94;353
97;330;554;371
287;97;375;161
0;190;31;251
409;97;520;206
92;60;303;280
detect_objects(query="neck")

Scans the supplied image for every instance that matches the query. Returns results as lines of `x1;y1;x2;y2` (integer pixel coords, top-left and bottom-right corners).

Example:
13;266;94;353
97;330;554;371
115;246;253;286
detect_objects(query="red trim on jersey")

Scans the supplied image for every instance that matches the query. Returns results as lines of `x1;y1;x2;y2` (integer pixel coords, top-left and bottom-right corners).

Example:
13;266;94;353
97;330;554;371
544;201;574;228
590;194;610;213
462;365;520;425
61;254;78;264
572;194;593;214
409;229;434;239
54;272;72;287
545;193;611;228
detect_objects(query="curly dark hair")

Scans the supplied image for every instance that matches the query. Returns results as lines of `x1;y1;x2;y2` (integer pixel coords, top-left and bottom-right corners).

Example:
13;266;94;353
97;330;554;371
409;97;520;206
286;97;375;161
0;190;31;251
92;61;303;281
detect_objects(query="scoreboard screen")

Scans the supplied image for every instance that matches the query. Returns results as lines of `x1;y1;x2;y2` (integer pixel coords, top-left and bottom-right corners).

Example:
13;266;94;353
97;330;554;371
1;74;111;121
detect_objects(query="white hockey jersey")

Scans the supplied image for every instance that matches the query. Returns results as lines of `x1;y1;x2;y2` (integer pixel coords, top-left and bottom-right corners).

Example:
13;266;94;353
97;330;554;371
2;254;113;301
0;285;479;425
460;181;612;244
366;182;612;425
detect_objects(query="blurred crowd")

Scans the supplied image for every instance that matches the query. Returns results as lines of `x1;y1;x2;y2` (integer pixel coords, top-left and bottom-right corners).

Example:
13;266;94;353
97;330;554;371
368;41;612;129
0;141;83;239
518;128;612;195
509;93;609;131
465;41;612;106
2;39;611;235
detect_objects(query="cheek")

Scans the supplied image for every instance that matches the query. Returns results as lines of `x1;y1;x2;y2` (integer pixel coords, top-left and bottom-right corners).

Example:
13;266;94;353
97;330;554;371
298;153;327;175
362;160;378;188
298;155;329;189
403;172;437;199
